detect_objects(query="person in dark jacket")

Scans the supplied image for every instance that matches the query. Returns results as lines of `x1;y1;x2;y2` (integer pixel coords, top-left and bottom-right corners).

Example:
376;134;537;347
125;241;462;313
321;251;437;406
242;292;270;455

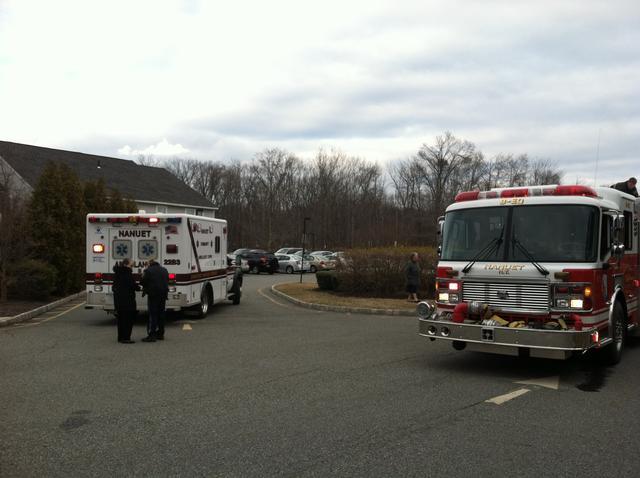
611;177;639;197
112;258;140;344
140;259;170;342
405;252;421;302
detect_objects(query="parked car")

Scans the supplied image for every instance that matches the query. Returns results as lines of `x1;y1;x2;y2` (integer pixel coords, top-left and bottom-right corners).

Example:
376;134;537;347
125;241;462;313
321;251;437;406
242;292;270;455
231;248;252;272
309;250;332;257
307;254;334;273
276;254;310;274
314;254;338;271
275;247;303;255
232;248;252;255
235;249;278;274
296;253;320;273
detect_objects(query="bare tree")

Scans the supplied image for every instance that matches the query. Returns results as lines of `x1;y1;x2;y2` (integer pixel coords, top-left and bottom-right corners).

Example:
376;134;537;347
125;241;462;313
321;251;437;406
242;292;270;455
415;131;477;216
135;154;162;167
527;158;562;185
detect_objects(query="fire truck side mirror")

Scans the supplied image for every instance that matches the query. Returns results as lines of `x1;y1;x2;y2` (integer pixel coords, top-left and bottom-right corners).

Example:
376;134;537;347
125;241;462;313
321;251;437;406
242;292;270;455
437;216;445;242
437;216;445;258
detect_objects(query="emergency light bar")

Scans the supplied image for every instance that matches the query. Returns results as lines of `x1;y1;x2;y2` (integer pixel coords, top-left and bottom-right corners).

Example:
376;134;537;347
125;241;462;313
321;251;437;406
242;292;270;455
88;216;183;224
455;185;597;202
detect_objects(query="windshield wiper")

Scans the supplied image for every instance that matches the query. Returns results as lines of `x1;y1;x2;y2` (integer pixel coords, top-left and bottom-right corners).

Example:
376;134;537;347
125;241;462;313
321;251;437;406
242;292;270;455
462;229;504;273
512;235;549;276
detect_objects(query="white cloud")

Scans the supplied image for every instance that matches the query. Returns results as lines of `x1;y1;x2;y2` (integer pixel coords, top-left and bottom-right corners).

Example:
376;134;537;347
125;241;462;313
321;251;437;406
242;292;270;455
0;0;639;184
118;139;190;157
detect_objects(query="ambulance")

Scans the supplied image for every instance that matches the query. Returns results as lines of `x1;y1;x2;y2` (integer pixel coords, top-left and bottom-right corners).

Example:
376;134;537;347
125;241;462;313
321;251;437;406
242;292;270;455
85;213;242;316
418;185;639;363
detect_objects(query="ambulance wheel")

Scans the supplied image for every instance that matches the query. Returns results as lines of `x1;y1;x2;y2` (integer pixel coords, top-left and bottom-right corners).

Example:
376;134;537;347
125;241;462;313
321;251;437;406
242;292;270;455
602;301;626;365
198;286;212;317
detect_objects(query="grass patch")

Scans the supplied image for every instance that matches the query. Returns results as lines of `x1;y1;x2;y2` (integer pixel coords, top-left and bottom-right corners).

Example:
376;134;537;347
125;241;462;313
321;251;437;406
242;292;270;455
274;282;421;310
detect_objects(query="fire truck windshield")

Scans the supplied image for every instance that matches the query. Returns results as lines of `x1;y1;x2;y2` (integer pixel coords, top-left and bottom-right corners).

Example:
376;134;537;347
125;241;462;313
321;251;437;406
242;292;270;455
441;205;599;263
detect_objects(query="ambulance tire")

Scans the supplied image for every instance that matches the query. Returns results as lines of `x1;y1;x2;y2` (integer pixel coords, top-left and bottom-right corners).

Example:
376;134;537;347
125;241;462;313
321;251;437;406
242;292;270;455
602;301;626;366
197;285;212;318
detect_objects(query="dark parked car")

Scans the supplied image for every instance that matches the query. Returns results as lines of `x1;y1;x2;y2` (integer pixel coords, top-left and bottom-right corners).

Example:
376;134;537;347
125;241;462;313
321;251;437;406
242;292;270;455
237;249;278;274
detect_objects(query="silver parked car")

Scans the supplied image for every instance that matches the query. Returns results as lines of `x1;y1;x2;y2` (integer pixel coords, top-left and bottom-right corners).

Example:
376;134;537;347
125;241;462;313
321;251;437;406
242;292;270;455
310;250;333;257
298;254;321;273
276;254;310;273
275;247;303;255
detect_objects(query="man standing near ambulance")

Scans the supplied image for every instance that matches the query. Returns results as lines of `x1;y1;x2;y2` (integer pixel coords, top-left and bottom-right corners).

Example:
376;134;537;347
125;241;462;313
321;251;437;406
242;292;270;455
140;259;170;342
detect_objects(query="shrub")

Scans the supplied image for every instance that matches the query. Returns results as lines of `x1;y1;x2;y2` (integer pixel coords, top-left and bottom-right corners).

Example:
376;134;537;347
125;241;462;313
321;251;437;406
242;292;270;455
334;246;437;298
7;259;58;301
316;270;339;290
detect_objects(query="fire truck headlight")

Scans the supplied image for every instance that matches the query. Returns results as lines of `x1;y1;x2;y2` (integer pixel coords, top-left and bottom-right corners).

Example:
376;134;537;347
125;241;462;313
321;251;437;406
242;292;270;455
417;301;435;319
438;292;449;302
448;293;460;304
556;298;569;308
570;299;584;309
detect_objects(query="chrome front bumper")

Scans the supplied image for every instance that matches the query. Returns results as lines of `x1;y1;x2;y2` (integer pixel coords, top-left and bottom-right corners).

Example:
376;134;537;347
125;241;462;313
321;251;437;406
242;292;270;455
419;318;598;352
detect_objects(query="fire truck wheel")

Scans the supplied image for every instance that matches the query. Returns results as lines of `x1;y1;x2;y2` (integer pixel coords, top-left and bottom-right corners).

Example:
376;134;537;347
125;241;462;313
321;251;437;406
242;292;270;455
198;286;212;317
602;301;626;365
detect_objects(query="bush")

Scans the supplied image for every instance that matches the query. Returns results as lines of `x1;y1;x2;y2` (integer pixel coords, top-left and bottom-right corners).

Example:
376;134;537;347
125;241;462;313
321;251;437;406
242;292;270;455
333;246;437;298
316;270;339;290
7;259;58;301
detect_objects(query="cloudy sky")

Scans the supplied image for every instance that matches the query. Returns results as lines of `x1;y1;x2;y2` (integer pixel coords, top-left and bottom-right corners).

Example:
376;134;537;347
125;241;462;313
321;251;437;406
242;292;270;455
1;0;638;185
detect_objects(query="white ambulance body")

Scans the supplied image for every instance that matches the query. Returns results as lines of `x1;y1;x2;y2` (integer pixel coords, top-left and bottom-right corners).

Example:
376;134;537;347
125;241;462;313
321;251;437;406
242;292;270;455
85;213;242;315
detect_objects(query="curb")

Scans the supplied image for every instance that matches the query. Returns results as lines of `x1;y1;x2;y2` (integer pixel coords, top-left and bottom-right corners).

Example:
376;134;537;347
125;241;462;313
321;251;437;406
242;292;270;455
0;291;87;327
271;284;416;316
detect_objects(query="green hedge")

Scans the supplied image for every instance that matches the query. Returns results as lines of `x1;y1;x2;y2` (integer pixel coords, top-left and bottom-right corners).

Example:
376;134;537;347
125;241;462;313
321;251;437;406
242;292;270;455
326;246;436;298
316;270;340;290
7;259;58;301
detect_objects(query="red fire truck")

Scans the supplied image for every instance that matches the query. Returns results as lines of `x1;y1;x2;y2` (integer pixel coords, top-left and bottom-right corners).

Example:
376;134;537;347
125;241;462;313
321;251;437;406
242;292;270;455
418;185;639;363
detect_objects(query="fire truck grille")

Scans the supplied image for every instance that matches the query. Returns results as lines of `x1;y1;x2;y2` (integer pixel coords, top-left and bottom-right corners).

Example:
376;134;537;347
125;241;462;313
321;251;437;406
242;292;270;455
462;281;550;312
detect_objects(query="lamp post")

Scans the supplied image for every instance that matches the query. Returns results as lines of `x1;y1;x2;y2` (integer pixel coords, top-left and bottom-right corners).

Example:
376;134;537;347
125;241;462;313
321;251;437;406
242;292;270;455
301;217;310;283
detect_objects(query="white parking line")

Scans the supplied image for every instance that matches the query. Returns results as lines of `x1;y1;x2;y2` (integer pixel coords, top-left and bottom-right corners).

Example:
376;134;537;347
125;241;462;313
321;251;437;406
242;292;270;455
485;388;530;405
257;288;296;309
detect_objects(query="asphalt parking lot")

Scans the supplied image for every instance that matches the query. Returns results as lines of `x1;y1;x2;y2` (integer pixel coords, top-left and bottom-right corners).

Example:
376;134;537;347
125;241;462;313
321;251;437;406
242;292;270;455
2;273;640;477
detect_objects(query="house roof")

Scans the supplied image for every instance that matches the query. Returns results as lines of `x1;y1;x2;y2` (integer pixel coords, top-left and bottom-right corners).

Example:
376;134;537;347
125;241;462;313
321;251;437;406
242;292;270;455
0;141;215;209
